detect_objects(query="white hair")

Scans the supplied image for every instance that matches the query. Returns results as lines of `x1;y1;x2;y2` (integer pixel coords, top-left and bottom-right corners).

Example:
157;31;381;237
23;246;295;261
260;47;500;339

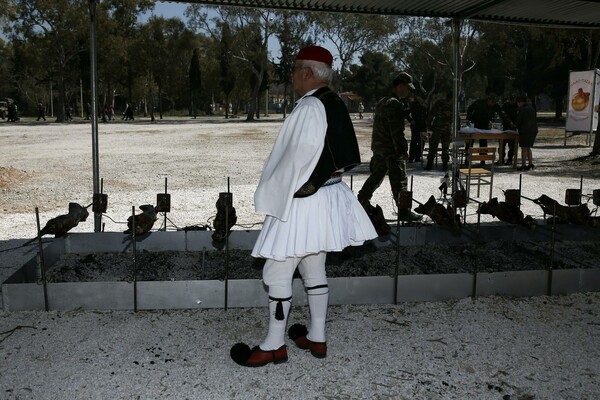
301;60;333;84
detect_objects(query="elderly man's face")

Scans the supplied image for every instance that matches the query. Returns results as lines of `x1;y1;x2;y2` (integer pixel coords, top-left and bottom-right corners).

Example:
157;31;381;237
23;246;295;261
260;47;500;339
292;61;310;95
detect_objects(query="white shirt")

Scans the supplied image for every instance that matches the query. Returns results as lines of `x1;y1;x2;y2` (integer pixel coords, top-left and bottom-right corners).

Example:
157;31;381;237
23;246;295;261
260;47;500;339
254;89;327;221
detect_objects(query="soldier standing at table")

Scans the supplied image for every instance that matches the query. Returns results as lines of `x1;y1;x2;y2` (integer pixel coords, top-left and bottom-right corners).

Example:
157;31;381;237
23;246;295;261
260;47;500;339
407;93;427;163
466;93;505;164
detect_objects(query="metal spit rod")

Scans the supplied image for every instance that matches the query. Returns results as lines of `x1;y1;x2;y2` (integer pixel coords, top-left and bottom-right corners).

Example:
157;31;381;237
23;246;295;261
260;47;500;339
35;207;49;311
132;205;138;312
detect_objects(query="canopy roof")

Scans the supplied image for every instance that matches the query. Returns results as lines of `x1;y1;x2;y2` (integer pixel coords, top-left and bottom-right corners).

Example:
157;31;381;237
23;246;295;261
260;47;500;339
165;0;600;28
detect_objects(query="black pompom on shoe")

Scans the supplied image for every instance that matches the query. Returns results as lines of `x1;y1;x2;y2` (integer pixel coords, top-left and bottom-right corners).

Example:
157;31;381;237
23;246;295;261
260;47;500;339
230;343;253;366
288;324;327;358
230;343;289;367
288;324;308;341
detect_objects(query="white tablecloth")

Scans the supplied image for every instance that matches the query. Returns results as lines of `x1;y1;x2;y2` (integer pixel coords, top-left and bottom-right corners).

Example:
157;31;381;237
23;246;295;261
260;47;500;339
459;127;517;134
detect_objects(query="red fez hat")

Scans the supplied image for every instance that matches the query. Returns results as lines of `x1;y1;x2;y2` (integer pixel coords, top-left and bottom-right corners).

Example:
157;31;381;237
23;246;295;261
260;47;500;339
296;45;333;67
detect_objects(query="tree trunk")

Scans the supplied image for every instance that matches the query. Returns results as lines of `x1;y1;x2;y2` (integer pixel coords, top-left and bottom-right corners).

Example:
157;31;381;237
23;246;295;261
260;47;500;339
55;74;66;122
283;85;288;119
158;84;163;120
246;71;263;121
191;97;196;118
554;95;563;120
246;96;257;121
148;72;155;122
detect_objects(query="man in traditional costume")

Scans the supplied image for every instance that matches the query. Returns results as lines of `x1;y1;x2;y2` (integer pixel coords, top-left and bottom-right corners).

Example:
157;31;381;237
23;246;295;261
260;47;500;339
230;46;377;367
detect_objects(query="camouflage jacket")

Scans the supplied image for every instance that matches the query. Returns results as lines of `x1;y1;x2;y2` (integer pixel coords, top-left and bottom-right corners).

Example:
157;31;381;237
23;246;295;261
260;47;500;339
407;100;428;132
371;96;408;157
427;98;452;133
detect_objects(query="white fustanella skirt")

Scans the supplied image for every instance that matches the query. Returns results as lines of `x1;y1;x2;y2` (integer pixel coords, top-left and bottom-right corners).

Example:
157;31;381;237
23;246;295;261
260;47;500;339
252;180;377;261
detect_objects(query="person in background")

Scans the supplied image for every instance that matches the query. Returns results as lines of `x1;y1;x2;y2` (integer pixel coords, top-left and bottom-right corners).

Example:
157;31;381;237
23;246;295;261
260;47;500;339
407;93;427;163
123;103;134;120
466;93;505;164
65;105;73;121
358;102;364;119
500;95;518;165
357;72;422;222
36;101;46;121
425;92;453;171
230;45;376;368
515;95;538;171
7;100;19;122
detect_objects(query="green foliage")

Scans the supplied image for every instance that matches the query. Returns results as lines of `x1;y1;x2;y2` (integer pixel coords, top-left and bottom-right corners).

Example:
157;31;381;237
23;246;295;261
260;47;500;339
0;3;598;120
346;51;396;106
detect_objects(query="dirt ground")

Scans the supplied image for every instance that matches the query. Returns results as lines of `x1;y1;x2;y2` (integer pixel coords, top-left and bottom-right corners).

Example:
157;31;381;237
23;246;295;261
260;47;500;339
1;116;599;400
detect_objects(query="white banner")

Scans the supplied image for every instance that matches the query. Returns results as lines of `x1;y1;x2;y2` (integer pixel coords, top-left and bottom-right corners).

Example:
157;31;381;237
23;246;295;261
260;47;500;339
566;69;599;132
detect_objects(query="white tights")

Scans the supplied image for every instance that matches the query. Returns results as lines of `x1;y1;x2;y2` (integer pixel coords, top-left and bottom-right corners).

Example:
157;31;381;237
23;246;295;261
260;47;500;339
260;252;329;350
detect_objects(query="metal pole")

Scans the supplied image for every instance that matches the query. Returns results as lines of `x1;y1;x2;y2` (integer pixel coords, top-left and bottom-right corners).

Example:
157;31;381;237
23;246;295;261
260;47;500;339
50;83;54;118
548;202;556;295
89;0;101;232
519;174;523;210
80;79;84;118
394;196;400;305
35;208;49;311
132;206;138;312
265;88;269;117
224;177;231;310
451;18;462;195
164;177;168;231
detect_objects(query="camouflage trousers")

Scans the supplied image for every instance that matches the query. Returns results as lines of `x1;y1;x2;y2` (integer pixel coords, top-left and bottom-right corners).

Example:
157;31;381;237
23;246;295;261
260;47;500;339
357;153;408;204
426;130;452;166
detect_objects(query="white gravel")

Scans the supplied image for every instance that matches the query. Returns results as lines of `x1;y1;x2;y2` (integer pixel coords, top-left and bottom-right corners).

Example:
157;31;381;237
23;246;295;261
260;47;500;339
1;116;599;399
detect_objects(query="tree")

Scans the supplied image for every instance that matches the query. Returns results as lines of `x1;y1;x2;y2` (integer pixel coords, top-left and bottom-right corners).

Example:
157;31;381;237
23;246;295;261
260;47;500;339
219;22;234;118
189;48;201;118
346;51;396;106
79;0;154;119
388;17;479;102
314;13;398;76
272;11;314;117
7;0;91;121
187;5;276;121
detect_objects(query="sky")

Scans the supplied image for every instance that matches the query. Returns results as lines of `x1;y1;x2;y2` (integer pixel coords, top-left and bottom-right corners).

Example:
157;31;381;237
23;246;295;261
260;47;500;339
140;1;189;21
139;1;286;62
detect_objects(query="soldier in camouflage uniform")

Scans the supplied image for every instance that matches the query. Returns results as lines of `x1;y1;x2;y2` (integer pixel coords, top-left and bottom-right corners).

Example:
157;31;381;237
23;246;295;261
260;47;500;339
357;72;421;222
425;92;453;171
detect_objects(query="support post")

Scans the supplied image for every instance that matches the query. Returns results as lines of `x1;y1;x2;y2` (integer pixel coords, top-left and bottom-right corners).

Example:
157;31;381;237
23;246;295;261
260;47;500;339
35;208;49;311
89;0;101;232
451;18;462;195
132;206;138;312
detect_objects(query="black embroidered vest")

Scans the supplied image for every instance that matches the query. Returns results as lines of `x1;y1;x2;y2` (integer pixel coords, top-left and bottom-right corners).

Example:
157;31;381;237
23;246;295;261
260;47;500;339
294;86;361;197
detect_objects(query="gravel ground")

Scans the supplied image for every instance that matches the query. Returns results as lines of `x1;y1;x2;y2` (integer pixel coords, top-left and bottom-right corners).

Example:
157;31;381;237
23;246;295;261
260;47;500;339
1;116;599;399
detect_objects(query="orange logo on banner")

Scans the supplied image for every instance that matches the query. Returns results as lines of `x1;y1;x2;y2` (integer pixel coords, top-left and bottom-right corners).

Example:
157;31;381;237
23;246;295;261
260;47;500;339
571;88;590;111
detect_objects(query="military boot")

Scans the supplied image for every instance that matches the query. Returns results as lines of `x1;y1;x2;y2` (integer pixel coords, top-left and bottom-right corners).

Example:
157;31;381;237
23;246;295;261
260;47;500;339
398;208;423;223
